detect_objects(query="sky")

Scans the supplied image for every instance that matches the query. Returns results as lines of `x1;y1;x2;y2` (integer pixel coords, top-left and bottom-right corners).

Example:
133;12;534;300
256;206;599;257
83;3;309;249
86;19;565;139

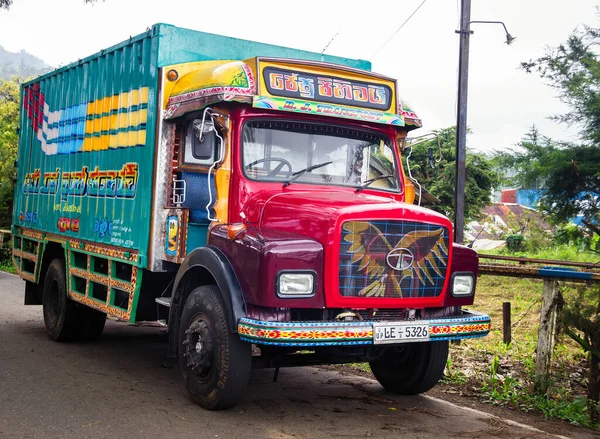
0;0;597;154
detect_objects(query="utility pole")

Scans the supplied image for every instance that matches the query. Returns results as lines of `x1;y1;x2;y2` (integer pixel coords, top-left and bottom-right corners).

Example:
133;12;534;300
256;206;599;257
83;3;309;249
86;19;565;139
454;0;471;244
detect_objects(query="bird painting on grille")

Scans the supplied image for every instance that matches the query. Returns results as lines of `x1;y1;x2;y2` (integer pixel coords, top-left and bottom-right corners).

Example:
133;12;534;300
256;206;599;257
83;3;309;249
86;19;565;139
342;221;449;298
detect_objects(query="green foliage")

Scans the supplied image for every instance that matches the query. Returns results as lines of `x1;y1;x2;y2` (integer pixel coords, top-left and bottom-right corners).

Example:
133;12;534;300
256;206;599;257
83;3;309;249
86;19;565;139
553;223;600;251
407;126;500;223
0;77;19;227
522;24;600;145
519;21;600;421
477;342;599;428
0;244;14;274
515;22;600;232
506;234;526;252
562;285;600;421
495;126;600;230
488;242;600;264
442;352;468;385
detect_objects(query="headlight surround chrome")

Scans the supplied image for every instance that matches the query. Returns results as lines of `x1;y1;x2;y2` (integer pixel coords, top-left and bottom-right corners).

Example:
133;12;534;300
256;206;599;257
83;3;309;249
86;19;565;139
277;271;316;298
451;273;475;297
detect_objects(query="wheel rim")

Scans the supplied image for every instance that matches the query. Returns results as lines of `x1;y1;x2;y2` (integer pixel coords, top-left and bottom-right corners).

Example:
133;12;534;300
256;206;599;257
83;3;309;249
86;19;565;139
46;278;60;326
182;314;215;382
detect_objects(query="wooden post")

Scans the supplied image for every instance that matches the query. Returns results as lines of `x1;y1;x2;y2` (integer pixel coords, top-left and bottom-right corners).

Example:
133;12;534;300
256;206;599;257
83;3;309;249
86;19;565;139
534;279;560;393
502;302;511;345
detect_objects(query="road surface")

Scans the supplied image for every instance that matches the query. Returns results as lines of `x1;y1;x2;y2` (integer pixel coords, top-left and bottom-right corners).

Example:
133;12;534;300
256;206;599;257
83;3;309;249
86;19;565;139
0;271;595;439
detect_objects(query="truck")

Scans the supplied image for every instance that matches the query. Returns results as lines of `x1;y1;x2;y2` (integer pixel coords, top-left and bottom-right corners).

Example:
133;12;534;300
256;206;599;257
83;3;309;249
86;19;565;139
12;23;491;410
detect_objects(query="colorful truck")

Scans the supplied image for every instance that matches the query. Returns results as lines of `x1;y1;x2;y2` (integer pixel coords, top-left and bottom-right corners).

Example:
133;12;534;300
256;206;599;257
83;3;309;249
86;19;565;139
12;23;491;410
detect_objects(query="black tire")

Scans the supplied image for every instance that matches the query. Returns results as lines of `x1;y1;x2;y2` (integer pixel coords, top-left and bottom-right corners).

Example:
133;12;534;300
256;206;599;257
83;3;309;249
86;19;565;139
42;259;79;341
178;285;251;410
369;341;449;395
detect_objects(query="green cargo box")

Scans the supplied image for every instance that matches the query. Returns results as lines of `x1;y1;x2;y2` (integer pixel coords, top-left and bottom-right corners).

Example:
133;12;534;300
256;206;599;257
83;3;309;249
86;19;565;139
13;23;370;270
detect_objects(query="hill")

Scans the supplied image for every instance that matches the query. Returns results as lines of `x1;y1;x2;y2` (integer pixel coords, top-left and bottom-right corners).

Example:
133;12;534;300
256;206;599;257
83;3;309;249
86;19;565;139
0;45;51;80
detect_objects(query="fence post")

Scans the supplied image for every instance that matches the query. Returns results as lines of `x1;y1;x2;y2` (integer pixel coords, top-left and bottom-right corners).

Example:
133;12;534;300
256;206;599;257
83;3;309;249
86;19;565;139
502;302;511;345
534;279;560;393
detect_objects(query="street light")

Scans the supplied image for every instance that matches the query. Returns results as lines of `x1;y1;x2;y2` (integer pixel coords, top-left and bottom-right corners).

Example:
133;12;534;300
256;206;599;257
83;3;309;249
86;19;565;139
453;2;515;244
470;20;517;45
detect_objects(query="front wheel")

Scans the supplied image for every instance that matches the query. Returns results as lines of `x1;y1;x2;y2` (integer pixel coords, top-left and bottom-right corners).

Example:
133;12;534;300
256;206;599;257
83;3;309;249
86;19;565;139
369;341;449;395
178;285;251;410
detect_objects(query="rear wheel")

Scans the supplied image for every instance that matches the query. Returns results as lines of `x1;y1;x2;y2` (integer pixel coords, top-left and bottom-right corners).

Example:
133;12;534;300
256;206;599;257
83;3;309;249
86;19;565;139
369;341;449;395
42;258;107;341
178;285;251;410
42;259;78;341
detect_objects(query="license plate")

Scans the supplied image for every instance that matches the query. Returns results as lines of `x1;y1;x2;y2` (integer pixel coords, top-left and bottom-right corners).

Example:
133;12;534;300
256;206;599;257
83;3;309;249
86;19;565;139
373;322;430;344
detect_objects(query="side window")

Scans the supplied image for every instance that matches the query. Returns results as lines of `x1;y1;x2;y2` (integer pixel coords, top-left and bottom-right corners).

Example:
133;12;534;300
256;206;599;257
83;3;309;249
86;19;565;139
182;118;217;167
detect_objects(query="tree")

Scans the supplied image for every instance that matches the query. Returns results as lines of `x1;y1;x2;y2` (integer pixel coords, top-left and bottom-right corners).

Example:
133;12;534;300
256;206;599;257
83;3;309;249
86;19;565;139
520;23;600;234
496;126;600;231
0;0;98;9
522;24;600;145
0;77;19;226
520;21;600;420
405;126;499;224
562;286;600;423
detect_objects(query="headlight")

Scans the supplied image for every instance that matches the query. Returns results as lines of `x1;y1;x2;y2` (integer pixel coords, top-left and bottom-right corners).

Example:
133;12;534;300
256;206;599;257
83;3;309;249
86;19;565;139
452;274;474;296
277;272;316;297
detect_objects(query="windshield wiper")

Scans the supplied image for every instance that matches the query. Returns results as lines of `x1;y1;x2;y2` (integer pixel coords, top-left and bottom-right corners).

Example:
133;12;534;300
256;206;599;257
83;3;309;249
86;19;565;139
355;174;394;192
283;161;333;187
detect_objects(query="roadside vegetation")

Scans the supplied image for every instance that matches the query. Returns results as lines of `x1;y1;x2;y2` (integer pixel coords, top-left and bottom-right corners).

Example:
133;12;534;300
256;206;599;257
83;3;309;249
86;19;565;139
446;274;599;430
398;18;600;429
344;238;600;431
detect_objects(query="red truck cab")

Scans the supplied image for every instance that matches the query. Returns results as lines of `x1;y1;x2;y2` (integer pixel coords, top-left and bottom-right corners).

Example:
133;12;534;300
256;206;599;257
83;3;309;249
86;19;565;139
162;59;490;409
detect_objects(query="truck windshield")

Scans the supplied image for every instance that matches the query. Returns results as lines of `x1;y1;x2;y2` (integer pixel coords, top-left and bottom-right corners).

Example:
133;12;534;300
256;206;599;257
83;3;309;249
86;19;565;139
242;120;399;191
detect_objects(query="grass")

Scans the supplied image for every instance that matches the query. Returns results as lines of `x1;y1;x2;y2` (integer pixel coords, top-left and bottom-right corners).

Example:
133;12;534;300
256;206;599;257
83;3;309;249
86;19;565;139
0;254;16;274
448;275;598;429
344;274;598;430
482;243;600;264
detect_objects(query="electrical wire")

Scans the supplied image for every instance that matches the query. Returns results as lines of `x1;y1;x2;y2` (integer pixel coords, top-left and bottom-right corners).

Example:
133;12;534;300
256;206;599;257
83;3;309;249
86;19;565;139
369;0;427;60
321;29;341;54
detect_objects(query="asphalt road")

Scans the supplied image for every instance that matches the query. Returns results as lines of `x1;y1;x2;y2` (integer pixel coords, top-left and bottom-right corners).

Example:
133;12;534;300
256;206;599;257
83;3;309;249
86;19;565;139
0;270;594;439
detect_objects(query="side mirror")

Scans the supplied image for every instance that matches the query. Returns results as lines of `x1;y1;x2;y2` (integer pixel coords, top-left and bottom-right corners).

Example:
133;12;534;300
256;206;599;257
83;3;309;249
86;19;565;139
191;119;217;161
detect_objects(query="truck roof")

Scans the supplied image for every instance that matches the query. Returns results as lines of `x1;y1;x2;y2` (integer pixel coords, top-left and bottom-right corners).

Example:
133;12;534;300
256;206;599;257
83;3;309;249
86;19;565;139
24;23;371;87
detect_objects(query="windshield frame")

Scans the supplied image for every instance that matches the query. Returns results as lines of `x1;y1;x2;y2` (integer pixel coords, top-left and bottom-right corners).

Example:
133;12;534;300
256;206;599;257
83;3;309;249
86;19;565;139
240;118;402;194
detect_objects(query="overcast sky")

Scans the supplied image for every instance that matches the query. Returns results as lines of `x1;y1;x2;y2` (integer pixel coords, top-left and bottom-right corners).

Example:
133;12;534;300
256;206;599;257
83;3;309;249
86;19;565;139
0;0;596;153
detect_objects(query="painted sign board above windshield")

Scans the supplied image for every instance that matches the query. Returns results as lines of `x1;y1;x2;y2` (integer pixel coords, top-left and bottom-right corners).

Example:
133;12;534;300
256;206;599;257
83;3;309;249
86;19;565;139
263;67;393;111
257;60;397;113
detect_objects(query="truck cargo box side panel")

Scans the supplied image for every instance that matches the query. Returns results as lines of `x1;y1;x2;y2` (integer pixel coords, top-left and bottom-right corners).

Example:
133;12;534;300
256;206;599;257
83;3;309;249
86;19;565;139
156;23;371;71
14;34;159;267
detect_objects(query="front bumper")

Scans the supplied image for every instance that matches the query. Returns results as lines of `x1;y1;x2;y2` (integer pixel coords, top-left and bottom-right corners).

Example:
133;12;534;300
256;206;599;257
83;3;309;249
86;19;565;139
238;310;491;347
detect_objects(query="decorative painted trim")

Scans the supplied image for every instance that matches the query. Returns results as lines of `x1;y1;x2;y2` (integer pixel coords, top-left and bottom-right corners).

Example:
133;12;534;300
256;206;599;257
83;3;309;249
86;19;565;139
20;228;44;240
238;311;491;347
70;267;134;293
72;241;139;263
20;272;36;283
253;95;404;126
70;292;130;321
12;249;38;262
430;322;491;338
11;231;43;282
16;227;139;264
167;64;256;107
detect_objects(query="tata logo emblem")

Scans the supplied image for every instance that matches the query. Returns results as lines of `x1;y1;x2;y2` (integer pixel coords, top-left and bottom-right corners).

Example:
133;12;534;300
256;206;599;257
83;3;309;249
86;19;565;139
386;248;414;271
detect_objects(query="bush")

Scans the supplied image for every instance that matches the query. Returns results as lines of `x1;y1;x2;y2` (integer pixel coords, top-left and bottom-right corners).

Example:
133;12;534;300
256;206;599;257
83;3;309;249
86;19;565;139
506;234;526;252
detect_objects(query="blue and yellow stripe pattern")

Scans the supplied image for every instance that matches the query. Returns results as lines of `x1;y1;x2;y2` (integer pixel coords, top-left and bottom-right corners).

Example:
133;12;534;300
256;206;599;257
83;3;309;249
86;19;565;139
27;86;149;155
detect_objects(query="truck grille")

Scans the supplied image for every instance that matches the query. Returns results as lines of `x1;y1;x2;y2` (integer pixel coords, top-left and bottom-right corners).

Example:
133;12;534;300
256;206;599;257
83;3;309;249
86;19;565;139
339;220;450;298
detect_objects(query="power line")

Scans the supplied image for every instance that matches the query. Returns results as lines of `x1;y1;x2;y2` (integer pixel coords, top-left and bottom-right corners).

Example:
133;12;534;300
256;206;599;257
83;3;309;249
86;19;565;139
369;0;427;60
321;29;342;54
